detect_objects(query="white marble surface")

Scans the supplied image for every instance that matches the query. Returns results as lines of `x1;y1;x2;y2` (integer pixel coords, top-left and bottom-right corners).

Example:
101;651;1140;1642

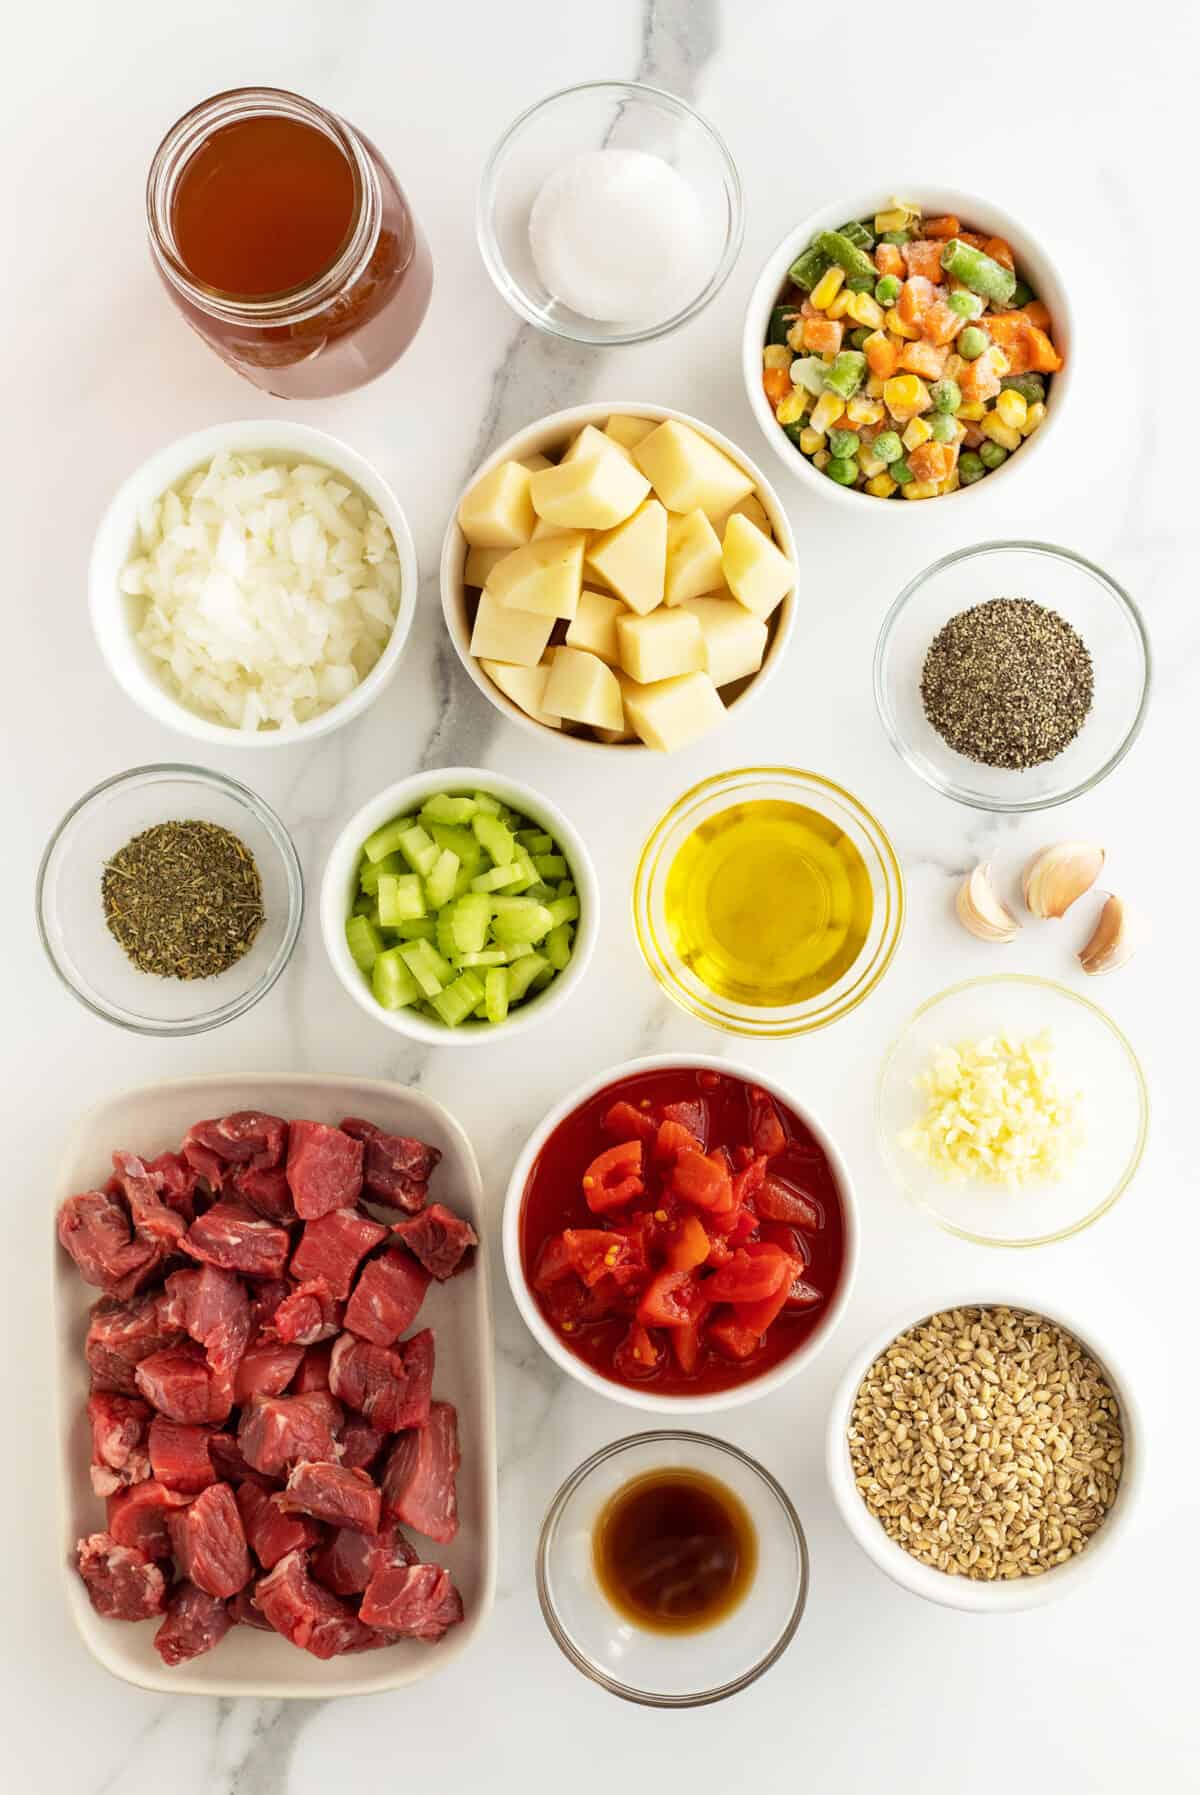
5;1;1198;1789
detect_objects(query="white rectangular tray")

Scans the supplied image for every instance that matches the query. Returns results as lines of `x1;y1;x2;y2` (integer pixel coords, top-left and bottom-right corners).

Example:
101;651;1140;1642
53;1073;497;1697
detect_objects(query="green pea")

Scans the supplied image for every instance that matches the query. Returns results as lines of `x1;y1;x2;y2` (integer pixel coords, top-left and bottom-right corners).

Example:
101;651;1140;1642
826;457;859;486
958;451;986;484
849;327;873;350
873;430;903;465
930;378;961;415
1010;278;1034;308
828;429;860;459
979;440;1009;469
874;274;901;307
947;290;983;319
930;413;957;444
890;458;915;485
958;326;989;361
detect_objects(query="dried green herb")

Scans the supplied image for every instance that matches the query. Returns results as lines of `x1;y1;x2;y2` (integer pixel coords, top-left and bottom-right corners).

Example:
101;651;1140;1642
101;820;264;980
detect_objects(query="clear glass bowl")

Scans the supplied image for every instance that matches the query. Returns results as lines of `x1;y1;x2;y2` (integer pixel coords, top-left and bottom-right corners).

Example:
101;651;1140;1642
874;541;1150;813
537;1431;808;1707
633;767;904;1037
876;976;1149;1247
36;764;303;1035
477;80;743;345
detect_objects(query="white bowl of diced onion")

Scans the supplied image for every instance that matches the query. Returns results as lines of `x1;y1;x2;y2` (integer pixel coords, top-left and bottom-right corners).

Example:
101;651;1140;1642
89;420;418;746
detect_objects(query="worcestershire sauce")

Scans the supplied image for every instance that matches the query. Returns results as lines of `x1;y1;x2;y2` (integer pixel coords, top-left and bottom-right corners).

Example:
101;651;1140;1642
593;1468;757;1633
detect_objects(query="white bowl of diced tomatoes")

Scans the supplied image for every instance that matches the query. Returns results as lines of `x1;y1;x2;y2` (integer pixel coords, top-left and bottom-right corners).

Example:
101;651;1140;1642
742;186;1074;510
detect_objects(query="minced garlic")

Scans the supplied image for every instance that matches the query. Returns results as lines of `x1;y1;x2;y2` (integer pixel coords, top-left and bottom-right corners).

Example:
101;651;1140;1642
900;1029;1083;1188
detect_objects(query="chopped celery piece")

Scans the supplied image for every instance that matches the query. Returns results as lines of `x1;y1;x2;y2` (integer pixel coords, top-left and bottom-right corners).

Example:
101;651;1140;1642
352;893;375;917
556;879;575;897
521;880;555;903
507;952;550;1001
490;899;554;945
359;850;405;895
441;892;490;957
398;938;453;997
456;948;508;968
371;946;421;1010
532;853;567;879
516;830;554;854
430;823;484;873
544;921;573;971
471;791;502;816
394;916;436;941
472;811;515;865
397;825;438;878
424;849;460;909
362;815;417;863
346;914;385;974
502;854;539;894
484;967;509;1023
471;861;526;893
431;970;485;1027
378;872;426;928
545;895;580;928
420;793;479;826
531;962;556;991
499;807;524;828
504;940;536;962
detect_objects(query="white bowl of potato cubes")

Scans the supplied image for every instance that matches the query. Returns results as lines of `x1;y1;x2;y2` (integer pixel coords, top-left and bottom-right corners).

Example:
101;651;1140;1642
440;403;797;752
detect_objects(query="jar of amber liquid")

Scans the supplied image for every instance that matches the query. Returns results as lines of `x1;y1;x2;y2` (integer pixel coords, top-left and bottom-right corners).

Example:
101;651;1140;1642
147;87;433;399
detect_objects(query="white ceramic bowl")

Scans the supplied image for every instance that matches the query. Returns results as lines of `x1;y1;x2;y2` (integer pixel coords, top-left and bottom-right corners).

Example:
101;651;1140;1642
321;766;599;1046
89;419;419;747
502;1052;859;1415
826;1295;1141;1612
742;186;1074;513
440;402;797;752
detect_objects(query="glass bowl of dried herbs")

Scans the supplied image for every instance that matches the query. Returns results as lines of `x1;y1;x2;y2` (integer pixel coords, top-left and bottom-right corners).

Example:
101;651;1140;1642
873;541;1150;812
36;764;303;1034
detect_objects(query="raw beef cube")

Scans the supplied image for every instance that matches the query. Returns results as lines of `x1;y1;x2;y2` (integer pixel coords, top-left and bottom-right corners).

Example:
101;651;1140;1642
161;1264;251;1376
110;1150;187;1251
76;1532;166;1621
344;1249;430;1346
312;1516;417;1597
57;1189;160;1300
236;1481;321;1570
233;1338;305;1405
391;1204;478;1281
183;1200;291;1280
237;1392;343;1478
278;1460;382;1535
182;1112;288;1185
256;1549;376;1659
135;1343;234;1425
292;1341;334;1394
381;1402;460;1544
247;1278;291;1330
289;1209;387;1300
340;1420;386;1472
359;1562;464;1640
231;1164;295;1222
340;1117;441;1211
107;1479;192;1558
286;1122;363;1221
168;1482;252;1598
271;1278;342;1346
87;1392;152;1497
227;1587;272;1630
154;1580;233;1666
329;1328;434;1433
208;1431;275;1489
144;1151;199;1222
148;1417;216;1493
86;1291;183;1395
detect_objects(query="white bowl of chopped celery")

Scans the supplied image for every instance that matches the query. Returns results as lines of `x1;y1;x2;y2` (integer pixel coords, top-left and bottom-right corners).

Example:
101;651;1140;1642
320;767;598;1044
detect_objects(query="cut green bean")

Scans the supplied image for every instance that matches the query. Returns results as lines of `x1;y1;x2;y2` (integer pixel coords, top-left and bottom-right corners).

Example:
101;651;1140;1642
939;238;1017;306
815;230;877;284
787;244;830;290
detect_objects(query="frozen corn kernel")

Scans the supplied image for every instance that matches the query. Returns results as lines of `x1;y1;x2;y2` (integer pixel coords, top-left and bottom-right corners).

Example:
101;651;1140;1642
941;467;961;493
981;414;1022;452
786;319;807;353
1021;401;1047;435
826;288;853;320
901;480;939;500
874;206;910;233
866;473;898;498
812;449;831;470
775;389;808;426
858;450;887;478
995;388;1027;430
846;396;885;426
902;416;933;450
845;291;885;330
944;353;966;379
884;306;920;341
810;390;844;434
810;265;846;310
763;343;792;371
882;374;930;421
866;374;886;399
799;425;824;454
958;400;986;421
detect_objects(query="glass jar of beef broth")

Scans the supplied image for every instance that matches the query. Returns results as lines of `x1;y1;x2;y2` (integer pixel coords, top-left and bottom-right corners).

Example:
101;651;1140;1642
147;87;433;399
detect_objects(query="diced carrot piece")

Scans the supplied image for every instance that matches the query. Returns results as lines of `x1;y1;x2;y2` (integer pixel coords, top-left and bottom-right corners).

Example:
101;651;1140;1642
763;367;791;406
907;441;956;483
958;230;987;249
982;313;1025;352
802;316;843;354
898;339;948;380
902;239;946;283
921;300;963;347
923;214;960;240
1023;323;1062;373
1022;299;1051;330
863;331;898;378
961;421;985;448
982;236;1015;270
874;242;905;278
983;313;1062;375
897;275;936;326
958;350;1004;403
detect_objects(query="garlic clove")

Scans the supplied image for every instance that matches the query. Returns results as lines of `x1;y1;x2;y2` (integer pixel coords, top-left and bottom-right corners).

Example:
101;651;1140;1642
1078;893;1141;975
955;863;1020;943
1022;842;1105;919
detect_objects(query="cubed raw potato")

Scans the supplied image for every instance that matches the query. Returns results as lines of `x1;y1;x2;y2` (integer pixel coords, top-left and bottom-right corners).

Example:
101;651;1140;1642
488;534;585;620
585;499;668;615
664;509;724;606
721;513;794;621
464;544;509;588
480;657;562;729
562;423;636;466
679;597;768;687
458;460;536;548
616;607;705;685
541;646;624;732
565;588;624;665
594;669;640;742
710;491;771;539
633;420;755;517
531;514;574;540
519;453;554;472
622;671;726;752
530;453;650;531
604;415;656;451
468;591;555;667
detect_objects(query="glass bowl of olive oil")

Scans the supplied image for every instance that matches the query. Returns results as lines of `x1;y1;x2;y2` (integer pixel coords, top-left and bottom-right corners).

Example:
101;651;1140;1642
633;767;904;1037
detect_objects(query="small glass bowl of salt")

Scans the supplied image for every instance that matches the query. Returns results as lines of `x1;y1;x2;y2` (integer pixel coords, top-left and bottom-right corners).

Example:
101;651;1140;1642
478;80;743;345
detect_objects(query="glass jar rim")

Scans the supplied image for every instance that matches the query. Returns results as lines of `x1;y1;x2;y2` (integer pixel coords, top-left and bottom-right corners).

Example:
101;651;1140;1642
146;85;380;327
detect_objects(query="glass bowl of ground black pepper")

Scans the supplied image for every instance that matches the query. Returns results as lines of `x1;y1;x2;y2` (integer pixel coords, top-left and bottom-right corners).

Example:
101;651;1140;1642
874;541;1150;812
36;764;303;1035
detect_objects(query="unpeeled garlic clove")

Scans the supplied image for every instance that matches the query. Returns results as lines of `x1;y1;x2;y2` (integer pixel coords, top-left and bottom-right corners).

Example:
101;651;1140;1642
955;863;1020;943
1022;842;1105;919
1078;893;1141;975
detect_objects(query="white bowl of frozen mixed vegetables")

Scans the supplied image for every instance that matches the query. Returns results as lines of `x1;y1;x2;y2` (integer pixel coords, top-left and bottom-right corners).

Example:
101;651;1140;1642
320;767;598;1044
742;187;1073;509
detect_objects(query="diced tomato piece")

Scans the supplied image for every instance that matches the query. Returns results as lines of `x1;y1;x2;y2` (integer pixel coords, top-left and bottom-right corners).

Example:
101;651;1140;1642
561;1228;637;1288
728;1208;757;1246
747;1088;787;1159
732;1154;767;1207
696;1069;722;1092
670;1316;704;1376
581;1141;644;1214
705;1245;790;1306
665;1214;710;1273
731;1143;754;1171
707;1312;763;1362
734;1267;799;1334
654;1119;703;1165
755;1175;821;1230
874;242;905;278
902;239;945;284
705;1234;734;1268
533;1235;574;1290
613;1322;663;1381
757;1219;808;1270
783;1277;825;1312
670;1149;734;1216
659;1099;707;1144
636;1270;702;1330
601;1101;657;1144
541;1274;587;1333
923;214;960;240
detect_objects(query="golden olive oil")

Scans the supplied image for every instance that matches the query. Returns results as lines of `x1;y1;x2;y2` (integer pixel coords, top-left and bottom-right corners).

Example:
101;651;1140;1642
663;799;873;1007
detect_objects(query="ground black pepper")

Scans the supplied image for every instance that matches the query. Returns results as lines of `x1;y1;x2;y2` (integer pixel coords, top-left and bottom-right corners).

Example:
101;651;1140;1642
920;597;1094;770
101;820;264;979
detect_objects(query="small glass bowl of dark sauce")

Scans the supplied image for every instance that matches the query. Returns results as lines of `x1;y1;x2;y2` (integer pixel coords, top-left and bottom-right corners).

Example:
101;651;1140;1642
536;1432;808;1706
